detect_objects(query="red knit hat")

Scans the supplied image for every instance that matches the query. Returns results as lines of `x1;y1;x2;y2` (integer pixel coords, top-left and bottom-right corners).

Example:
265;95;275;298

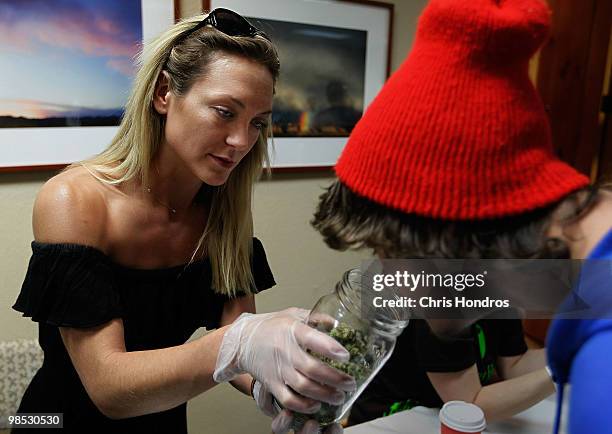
335;0;589;220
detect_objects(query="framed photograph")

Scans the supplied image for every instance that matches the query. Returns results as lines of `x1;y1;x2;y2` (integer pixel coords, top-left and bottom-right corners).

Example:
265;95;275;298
0;0;177;172
203;0;393;169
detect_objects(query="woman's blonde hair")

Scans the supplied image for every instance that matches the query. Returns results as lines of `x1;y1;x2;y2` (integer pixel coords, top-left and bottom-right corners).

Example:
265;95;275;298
79;14;280;297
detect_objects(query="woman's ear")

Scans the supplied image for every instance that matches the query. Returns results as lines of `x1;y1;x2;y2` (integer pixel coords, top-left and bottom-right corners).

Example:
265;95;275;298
153;70;171;115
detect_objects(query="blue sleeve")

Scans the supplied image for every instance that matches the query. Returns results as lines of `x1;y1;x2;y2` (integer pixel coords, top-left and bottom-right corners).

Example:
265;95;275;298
568;330;612;434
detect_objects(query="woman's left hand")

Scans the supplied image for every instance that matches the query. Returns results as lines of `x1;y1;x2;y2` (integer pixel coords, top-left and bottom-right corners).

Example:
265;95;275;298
271;408;343;434
252;379;275;417
253;380;343;434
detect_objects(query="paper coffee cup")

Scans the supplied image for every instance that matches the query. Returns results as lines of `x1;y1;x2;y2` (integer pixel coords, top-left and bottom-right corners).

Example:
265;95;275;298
439;401;486;434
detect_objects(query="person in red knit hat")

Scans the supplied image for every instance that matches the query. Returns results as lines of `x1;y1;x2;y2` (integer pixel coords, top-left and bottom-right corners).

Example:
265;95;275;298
312;0;612;432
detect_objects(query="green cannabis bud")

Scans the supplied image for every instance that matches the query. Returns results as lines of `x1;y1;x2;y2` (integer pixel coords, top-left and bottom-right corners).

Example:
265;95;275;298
294;324;373;426
318;325;369;379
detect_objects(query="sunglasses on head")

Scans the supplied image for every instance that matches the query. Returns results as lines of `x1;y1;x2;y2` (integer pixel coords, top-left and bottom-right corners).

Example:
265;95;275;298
182;7;269;41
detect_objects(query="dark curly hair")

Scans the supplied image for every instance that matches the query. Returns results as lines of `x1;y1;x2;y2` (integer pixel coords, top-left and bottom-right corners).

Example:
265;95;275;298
312;181;602;259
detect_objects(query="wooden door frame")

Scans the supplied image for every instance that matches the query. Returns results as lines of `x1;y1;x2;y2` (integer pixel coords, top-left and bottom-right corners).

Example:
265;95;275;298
536;0;612;178
526;0;611;344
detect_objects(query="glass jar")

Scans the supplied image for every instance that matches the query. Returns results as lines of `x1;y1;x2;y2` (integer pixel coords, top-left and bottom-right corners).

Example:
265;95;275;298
286;267;410;431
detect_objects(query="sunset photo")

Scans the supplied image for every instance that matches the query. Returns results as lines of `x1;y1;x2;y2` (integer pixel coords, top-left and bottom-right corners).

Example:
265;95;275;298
0;0;142;128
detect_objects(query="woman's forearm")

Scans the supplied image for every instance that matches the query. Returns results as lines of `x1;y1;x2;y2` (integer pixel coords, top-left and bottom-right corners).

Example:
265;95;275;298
473;368;554;422
98;294;257;417
230;374;254;396
220;296;256;397
94;325;229;419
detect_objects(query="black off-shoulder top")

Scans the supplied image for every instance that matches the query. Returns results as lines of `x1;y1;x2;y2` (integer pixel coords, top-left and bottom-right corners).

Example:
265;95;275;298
11;239;275;433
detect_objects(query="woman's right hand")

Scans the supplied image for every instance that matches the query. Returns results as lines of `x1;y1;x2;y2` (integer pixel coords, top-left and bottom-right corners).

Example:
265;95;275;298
213;308;356;413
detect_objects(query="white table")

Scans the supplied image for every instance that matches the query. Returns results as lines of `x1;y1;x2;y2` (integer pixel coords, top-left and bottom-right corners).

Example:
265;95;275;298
346;393;567;434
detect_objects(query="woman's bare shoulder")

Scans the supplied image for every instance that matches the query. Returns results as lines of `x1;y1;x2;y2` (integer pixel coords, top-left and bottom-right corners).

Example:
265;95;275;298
33;165;110;248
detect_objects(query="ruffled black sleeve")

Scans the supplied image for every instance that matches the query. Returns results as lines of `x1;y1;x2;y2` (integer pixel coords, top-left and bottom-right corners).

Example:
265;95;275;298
211;237;276;300
251;237;275;293
12;242;124;328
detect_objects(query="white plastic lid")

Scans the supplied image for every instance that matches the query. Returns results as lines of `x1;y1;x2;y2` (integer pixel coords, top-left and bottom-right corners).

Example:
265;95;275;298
439;401;486;433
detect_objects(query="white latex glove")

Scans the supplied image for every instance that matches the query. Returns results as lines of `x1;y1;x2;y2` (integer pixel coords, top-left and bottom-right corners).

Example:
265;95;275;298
272;409;344;434
252;379;275;417
254;380;343;434
214;308;356;413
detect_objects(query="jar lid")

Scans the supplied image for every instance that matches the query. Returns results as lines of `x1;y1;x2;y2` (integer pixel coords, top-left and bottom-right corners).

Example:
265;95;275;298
439;401;486;432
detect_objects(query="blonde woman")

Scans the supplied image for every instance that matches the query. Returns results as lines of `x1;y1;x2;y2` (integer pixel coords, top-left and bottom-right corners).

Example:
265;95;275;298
12;9;351;434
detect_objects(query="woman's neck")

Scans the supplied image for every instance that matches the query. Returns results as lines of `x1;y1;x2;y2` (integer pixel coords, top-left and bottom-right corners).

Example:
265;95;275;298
146;153;204;213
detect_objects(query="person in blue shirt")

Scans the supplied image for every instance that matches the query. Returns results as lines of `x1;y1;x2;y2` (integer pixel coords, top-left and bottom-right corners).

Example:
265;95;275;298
546;209;612;434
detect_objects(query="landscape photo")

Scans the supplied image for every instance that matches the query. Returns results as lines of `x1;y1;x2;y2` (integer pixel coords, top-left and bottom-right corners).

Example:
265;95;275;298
251;17;367;137
0;0;142;128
